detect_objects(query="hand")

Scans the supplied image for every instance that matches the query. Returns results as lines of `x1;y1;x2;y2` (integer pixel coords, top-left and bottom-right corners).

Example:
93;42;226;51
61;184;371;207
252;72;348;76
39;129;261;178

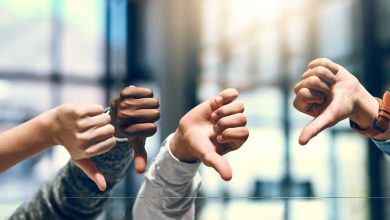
293;58;379;145
51;104;116;191
110;85;160;174
170;88;249;181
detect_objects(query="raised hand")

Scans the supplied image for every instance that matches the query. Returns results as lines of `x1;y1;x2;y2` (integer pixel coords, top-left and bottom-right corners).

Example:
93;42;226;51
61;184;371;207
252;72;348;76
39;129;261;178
51;104;116;191
170;88;249;181
293;58;379;145
110;85;160;174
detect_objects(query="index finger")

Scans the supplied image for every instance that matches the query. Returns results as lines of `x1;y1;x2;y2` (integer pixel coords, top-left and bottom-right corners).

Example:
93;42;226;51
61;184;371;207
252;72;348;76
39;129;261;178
120;85;154;99
210;88;239;111
308;58;339;74
80;104;105;117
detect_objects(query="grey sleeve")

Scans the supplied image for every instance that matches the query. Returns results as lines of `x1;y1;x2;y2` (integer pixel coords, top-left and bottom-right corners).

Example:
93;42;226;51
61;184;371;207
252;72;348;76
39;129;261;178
372;138;390;156
10;141;134;220
133;134;202;220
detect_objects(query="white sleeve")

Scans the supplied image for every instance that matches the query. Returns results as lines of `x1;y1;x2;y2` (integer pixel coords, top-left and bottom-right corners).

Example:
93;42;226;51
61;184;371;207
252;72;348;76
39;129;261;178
132;134;202;220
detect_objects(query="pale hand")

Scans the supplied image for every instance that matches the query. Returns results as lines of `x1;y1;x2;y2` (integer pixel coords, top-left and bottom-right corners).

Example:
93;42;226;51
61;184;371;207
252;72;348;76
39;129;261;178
51;104;116;191
293;58;379;145
170;88;249;181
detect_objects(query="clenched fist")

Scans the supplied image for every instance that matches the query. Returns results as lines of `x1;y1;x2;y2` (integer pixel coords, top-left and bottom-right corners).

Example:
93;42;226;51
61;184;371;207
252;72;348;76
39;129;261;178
110;85;160;174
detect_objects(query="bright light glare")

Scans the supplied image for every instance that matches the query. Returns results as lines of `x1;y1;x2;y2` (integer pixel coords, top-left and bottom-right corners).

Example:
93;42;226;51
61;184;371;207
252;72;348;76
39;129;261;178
230;0;281;23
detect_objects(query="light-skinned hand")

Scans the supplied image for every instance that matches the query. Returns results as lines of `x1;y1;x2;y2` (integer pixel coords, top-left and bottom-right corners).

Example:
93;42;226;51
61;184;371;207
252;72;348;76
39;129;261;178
51;104;116;191
293;58;381;145
170;88;249;181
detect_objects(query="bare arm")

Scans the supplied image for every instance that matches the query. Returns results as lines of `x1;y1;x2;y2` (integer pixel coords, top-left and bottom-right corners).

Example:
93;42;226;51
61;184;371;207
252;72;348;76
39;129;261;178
0;104;116;191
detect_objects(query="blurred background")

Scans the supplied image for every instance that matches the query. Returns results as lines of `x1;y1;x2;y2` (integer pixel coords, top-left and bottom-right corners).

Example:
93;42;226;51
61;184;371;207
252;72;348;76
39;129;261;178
0;0;390;219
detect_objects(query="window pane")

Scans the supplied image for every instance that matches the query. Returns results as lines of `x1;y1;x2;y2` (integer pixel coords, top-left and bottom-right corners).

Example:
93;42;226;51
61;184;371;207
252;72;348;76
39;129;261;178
61;0;105;77
0;0;51;73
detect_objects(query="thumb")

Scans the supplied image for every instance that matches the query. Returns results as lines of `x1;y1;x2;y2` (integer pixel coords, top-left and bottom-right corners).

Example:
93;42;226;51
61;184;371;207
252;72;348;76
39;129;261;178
299;107;336;145
201;151;232;181
74;158;107;191
130;137;147;174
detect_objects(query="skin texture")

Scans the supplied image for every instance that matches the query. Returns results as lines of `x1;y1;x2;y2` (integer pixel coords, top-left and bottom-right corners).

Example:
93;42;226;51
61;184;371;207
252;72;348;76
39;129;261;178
0;85;160;192
0;104;116;191
170;88;249;181
293;58;388;145
110;85;160;174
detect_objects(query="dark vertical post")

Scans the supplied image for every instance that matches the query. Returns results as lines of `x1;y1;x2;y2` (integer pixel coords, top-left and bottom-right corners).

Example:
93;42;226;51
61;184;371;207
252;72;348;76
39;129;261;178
50;0;63;107
124;1;141;219
126;0;142;84
159;0;201;139
361;0;384;220
104;0;112;106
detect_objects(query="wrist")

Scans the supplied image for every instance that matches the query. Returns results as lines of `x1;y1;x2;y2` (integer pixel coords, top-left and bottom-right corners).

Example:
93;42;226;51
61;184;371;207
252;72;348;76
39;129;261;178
349;84;379;129
38;107;59;147
170;131;198;162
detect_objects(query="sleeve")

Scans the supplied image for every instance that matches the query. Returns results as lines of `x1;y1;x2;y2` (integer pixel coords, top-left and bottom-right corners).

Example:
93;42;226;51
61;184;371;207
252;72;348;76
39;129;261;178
9;141;134;220
132;134;202;220
372;138;390;156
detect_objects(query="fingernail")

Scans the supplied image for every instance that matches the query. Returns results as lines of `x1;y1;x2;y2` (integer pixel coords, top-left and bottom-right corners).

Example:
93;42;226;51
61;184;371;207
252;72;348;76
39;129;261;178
217;135;223;143
97;174;107;191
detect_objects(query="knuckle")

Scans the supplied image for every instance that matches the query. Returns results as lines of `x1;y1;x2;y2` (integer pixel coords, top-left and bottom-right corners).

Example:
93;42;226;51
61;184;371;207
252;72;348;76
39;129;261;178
153;109;161;119
77;133;90;144
243;127;250;137
319;58;331;67
104;114;112;123
74;107;85;117
315;66;326;75
123;99;137;108
228;88;239;96
120;88;130;98
217;107;227;116
118;110;134;120
309;76;320;84
221;130;229;139
94;105;105;113
217;119;225;128
147;123;158;135
237;102;245;112
76;120;86;129
239;114;247;125
293;84;300;94
153;98;160;107
110;96;119;108
119;100;129;109
107;124;115;135
109;136;116;145
82;150;93;158
145;88;154;97
296;89;305;96
293;98;301;109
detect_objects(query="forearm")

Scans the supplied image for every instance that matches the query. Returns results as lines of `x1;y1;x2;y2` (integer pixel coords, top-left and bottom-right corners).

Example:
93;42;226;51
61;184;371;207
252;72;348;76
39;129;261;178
0;109;56;173
10;141;133;220
133;135;201;220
